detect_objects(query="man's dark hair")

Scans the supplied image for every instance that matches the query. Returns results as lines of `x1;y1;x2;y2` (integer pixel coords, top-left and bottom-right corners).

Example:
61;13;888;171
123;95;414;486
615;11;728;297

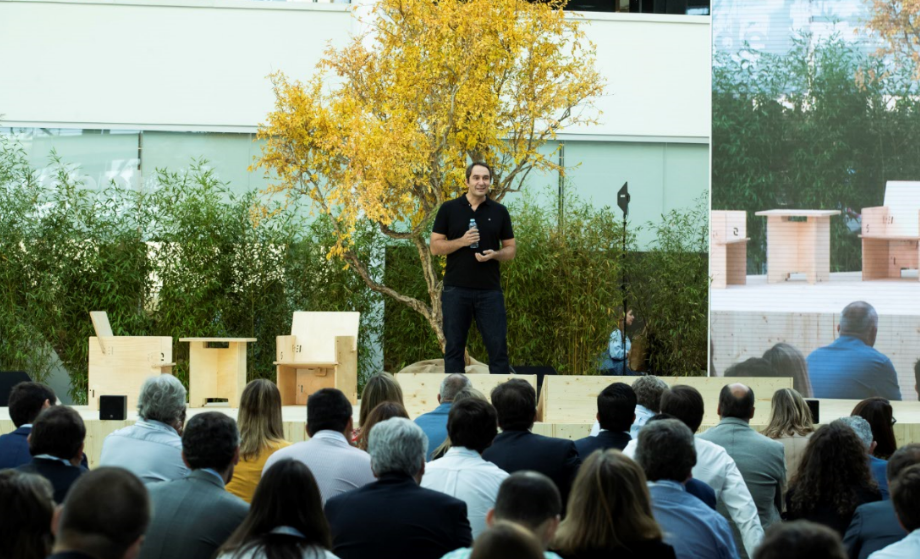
448;399;498;454
892;464;920;532
465;161;493;182
889;444;920;482
753;520;846;559
490;380;536;431
306;388;353;436
718;384;755;420
57;468;150;559
724;357;774;379
8;382;55;427
597;382;637;432
181;412;239;471
660;385;705;433
29;406;85;460
635;418;696;483
493;471;562;531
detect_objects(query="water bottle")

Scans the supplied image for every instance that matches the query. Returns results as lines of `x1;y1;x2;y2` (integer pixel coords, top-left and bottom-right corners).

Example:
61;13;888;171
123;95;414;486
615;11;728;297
469;219;479;249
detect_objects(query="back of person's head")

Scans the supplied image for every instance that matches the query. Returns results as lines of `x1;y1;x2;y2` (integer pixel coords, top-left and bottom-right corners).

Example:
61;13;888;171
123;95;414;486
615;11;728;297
554;450;662;554
448;399;498;454
452;386;488;404
763;388;815;439
836;416;873;451
752;520;846;559
718;383;755;420
659;385;705;433
306;388;353;437
29;405;85;461
851;397;898;460
887;443;920;481
914;359;920;397
470;521;544;559
762;343;813;397
217;458;332;559
839;301;878;340
0;470;54;559
181;412;239;472
137;374;186;425
493;472;562;534
440;374;471;403
724;357;774;379
356;401;410;451
490;379;536;431
358;373;403;427
891;464;920;532
237;379;285;461
56;468;150;559
368;417;427;478
596;383;636;433
8;381;56;428
631;376;668;412
635;419;696;483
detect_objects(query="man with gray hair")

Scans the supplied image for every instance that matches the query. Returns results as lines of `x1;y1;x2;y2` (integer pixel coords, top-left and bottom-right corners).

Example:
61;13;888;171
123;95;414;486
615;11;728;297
99;374;189;482
415;373;471;460
325;417;473;559
590;374;669;438
836;416;890;499
807;301;901;400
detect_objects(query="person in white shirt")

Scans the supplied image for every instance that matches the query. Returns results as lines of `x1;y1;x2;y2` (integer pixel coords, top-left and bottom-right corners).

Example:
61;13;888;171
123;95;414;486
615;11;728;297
591;375;668;438
263;388;374;503
422;398;509;537
623;385;764;557
869;464;920;559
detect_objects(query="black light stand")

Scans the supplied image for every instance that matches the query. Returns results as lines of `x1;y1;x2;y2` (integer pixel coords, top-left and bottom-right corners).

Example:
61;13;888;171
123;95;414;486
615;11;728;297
617;182;630;377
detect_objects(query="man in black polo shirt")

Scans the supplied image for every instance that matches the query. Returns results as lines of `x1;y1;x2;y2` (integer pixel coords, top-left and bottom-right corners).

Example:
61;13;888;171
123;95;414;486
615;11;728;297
431;162;516;374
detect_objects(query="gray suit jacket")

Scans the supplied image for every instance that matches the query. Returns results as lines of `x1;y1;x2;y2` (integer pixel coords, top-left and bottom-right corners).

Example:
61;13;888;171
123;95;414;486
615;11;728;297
843;500;908;559
139;470;249;559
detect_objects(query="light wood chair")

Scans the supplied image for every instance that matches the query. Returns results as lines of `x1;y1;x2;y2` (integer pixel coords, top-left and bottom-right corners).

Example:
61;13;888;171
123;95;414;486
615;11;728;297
181;338;257;408
861;181;920;281
711;211;749;289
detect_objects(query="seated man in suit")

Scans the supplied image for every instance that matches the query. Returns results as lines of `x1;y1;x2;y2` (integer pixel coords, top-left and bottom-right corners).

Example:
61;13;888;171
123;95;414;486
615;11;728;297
0;381;55;470
869;462;920;558
48;468;150;559
138;412;249;559
482;380;581;509
16;406;88;503
844;444;920;559
575;382;635;459
838;416;890;499
325;417;473;559
415;373;471;460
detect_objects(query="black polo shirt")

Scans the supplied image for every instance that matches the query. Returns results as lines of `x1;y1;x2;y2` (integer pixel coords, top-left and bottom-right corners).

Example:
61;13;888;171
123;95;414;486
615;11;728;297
432;194;514;291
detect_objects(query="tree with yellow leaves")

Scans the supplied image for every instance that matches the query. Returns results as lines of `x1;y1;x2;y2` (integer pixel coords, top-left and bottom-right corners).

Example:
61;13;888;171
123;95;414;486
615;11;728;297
255;0;604;353
866;0;920;79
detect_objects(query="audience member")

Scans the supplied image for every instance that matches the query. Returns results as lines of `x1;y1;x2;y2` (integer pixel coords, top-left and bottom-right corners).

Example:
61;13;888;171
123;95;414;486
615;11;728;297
869;463;920;558
422;399;507;537
217;458;339;559
49;467;150;559
914;358;919;399
0;470;54;559
636;419;739;559
416;373;471;460
226;379;291;503
806;302;901;400
0;381;55;469
762;343;813;398
440;471;564;559
753;521;846;559
264;388;375;503
785;421;881;536
640;414;718;509
470;522;544;559
851;398;898;460
17;405;88;502
552;449;676;559
838;416;889;499
325;418;472;559
574;383;635;459
355;372;404;442
482;380;581;509
589;375;667;438
356;401;410;451
844;444;920;559
430;387;488;460
139;412;249;559
762;388;815;484
99;374;189;482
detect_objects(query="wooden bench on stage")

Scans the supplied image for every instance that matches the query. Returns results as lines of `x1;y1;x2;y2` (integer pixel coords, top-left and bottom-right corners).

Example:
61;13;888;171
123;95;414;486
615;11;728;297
711;210;749;289
87;311;175;411
395;373;537;420
861;181;920;281
182;337;257;408
275;312;359;406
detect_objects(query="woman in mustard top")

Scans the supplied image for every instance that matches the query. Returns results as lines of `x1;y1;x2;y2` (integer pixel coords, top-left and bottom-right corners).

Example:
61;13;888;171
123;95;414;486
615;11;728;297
227;379;291;503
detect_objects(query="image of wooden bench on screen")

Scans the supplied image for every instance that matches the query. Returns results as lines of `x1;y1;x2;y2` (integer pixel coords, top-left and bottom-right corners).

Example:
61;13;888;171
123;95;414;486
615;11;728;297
755;209;840;284
275;312;360;406
87;311;175;411
711;210;749;289
861;181;920;281
181;337;257;408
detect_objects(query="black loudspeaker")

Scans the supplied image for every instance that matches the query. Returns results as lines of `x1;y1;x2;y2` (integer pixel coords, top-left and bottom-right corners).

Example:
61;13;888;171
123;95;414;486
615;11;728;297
805;399;820;424
100;395;127;420
0;371;31;406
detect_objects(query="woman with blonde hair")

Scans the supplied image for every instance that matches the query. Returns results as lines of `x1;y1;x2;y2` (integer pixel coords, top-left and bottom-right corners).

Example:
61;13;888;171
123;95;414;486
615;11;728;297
552;450;675;559
762;343;813;398
354;372;404;442
762;388;815;484
226;379;291;502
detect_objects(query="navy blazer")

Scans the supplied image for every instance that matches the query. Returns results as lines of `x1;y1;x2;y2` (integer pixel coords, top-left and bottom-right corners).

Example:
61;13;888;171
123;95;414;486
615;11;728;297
0;426;32;470
574;430;631;460
325;472;472;559
843;500;907;559
17;457;87;503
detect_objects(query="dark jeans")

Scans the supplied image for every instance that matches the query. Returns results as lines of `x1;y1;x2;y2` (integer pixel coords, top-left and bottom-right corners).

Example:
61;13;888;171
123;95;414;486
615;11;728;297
442;285;509;374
